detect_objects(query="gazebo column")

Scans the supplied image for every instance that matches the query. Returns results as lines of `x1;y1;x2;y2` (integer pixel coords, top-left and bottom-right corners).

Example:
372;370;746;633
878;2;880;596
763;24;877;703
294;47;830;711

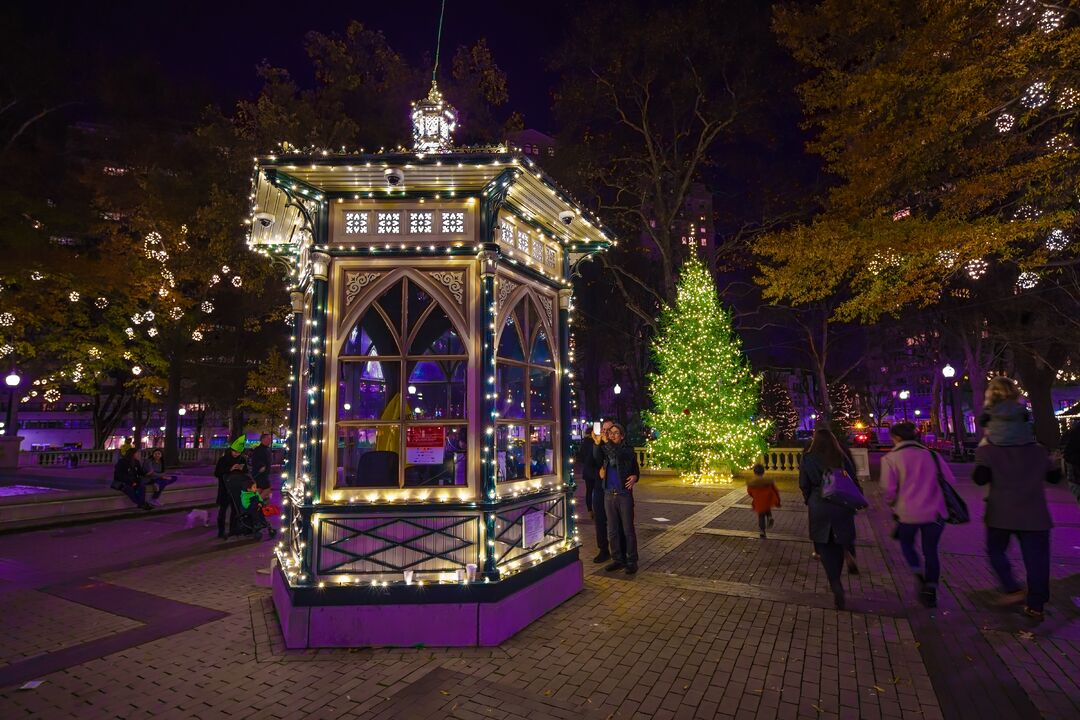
283;290;305;490
558;288;577;542
479;248;499;581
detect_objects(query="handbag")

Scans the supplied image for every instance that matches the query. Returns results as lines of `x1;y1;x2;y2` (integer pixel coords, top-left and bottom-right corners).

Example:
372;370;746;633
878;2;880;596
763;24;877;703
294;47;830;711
821;466;869;510
929;451;969;524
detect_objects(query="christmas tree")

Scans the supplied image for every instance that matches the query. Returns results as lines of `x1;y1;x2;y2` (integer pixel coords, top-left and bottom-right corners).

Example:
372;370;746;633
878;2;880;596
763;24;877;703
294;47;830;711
643;258;769;482
760;372;799;443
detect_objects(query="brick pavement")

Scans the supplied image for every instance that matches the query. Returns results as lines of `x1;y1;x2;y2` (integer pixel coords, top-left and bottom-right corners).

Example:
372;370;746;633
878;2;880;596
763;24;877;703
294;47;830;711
0;463;1076;719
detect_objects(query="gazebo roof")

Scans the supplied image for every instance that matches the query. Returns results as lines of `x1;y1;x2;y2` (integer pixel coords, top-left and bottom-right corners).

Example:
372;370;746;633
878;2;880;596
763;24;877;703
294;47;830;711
248;147;616;255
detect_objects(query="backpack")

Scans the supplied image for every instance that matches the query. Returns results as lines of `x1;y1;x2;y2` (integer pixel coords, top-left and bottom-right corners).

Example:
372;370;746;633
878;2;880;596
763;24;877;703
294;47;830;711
929;451;970;524
821;466;868;510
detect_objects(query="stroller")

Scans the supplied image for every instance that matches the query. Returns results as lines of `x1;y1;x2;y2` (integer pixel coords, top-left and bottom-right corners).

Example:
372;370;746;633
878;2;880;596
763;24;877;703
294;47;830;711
225;472;277;540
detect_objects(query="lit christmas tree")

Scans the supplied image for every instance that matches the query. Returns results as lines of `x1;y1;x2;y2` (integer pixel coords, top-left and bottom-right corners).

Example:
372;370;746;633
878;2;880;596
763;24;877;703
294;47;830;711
643;258;769;482
760;372;799;443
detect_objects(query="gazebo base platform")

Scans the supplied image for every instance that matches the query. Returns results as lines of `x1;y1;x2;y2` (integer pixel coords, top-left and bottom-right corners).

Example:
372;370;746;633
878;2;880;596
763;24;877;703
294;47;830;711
272;550;583;648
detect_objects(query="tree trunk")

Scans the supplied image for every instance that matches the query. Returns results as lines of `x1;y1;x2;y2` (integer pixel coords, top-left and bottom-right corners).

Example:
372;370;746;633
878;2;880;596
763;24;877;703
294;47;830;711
930;374;942;437
1013;348;1060;447
960;332;988;441
163;354;183;466
195;407;205;449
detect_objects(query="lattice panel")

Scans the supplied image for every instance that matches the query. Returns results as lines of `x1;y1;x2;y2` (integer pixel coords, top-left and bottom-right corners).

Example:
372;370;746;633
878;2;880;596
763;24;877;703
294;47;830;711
492;497;566;565
317;514;480;576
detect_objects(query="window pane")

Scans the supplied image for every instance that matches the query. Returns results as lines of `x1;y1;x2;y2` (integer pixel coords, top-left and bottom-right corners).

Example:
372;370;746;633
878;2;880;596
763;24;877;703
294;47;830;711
530;328;554;366
497;314;525;361
403;425;467;487
377;280;404;336
406;281;432;336
529;368;555;419
406;360;465;420
338;361;401;420
496;424;526;482
409;304;465;355
341;306;398;356
336;425;400;487
497;363;525;419
530;425;555;476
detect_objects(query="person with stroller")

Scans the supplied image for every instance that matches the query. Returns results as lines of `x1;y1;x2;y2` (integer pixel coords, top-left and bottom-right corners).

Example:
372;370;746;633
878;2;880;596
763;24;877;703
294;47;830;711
214;437;248;539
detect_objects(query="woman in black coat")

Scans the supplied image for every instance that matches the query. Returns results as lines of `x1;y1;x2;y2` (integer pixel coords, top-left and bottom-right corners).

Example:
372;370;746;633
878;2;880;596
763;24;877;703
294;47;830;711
799;427;858;609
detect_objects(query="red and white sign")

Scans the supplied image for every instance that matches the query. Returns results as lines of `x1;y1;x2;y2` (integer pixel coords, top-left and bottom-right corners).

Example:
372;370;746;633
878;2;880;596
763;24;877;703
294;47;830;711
406;426;445;464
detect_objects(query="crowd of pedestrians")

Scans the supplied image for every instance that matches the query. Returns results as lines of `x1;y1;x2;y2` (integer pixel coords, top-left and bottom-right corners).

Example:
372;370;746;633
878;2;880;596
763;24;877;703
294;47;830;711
580;377;1069;620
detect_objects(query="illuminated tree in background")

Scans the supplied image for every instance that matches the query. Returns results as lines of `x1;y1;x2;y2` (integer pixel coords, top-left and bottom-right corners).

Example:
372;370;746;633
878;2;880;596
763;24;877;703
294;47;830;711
760;372;799;442
644;258;769;481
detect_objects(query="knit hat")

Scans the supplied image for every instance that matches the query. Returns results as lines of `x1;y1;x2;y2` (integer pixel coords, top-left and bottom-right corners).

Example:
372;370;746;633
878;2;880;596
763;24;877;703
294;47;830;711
230;436;247;452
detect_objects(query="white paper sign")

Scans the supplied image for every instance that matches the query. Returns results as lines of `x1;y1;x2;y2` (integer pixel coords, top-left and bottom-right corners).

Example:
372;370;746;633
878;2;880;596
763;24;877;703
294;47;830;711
521;510;545;547
850;447;871;481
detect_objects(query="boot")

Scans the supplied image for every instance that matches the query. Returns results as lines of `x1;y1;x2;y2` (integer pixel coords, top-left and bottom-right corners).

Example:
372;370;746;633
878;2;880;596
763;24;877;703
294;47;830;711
593;550;611;564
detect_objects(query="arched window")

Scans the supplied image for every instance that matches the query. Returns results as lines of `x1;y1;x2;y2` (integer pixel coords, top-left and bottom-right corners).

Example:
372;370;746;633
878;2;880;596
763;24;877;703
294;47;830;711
334;277;467;489
495;294;556;483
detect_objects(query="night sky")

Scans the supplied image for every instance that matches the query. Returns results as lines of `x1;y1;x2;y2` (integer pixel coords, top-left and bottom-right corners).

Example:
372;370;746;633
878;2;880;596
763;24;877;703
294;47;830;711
20;0;570;128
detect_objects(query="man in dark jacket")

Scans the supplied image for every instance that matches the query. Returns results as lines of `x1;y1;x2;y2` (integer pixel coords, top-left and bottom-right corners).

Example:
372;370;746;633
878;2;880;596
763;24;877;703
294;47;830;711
250;433;274;501
599;423;640;574
214;438;249;539
973;441;1061;618
579;428;611;563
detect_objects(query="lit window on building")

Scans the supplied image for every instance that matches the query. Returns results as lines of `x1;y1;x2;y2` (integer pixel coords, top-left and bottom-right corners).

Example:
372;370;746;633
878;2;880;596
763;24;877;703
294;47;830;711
409;211;433;234
517;230;530;253
500;223;514;245
344;211;368;234
441;211;465;234
376;212;401;234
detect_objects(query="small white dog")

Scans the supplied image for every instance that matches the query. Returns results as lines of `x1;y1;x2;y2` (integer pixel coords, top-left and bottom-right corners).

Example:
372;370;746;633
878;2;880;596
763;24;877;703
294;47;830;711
184;508;210;529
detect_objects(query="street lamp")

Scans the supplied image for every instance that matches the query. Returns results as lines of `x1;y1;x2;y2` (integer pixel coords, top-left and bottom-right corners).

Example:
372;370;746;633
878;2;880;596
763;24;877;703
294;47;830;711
4;369;21;438
898;389;910;421
612;383;623;425
613;383;621;395
941;364;962;460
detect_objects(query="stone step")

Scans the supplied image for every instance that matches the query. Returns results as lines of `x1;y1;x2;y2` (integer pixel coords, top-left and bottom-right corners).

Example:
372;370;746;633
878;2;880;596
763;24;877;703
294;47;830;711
0;477;218;532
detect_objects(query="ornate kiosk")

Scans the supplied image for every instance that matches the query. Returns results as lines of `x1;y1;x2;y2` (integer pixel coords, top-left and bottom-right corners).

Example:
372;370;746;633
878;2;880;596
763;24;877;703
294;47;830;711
248;85;615;647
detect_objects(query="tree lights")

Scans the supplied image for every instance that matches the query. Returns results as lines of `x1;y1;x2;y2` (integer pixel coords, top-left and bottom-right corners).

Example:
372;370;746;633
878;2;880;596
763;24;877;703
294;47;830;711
643;258;768;484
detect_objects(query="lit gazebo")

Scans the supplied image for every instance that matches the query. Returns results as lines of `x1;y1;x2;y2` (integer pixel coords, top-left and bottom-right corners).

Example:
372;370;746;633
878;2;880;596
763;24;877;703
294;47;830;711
248;84;615;647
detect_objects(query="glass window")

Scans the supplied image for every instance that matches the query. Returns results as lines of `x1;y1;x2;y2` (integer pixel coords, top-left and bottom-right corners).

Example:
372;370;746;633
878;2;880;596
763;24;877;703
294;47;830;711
404;425;467;487
407;360;465;420
334;273;467;492
335;425;400;488
496;424;527;482
410;305;466;355
529;368;555;419
496;293;559;481
530;426;554;475
338;361;401;420
497;363;526;419
341;306;397;356
497;314;525;361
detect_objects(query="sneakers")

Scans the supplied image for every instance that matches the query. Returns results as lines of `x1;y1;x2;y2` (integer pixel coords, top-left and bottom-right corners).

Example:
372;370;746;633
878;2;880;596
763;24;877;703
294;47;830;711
846;562;860;575
759;532;767;539
140;503;154;511
593;550;611;564
833;589;845;610
625;564;638;575
918;587;937;608
604;561;625;572
1023;606;1045;620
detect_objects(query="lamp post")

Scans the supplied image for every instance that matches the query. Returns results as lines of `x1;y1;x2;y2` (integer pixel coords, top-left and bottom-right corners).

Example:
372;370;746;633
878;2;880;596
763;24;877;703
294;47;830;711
898;389;910;421
941;364;962;460
613;383;623;426
4;369;22;438
177;407;187;449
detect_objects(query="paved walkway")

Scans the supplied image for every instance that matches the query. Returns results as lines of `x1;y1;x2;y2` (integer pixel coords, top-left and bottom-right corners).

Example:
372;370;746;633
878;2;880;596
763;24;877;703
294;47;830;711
0;461;1077;719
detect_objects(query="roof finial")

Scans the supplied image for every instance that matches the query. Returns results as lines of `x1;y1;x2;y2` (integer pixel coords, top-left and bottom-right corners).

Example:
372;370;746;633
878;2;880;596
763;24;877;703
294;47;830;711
412;0;457;152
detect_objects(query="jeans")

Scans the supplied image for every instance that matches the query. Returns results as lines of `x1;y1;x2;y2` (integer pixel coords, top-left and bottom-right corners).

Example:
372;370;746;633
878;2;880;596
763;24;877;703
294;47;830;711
584;474;597;513
217;501;237;537
815;537;846;597
896;521;944;586
604;492;638;565
150;474;177;499
121;482;147;507
987;527;1051;611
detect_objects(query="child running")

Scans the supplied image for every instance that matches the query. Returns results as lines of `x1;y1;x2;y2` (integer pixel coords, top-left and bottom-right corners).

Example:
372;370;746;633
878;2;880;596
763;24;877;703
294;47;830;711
747;463;781;538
